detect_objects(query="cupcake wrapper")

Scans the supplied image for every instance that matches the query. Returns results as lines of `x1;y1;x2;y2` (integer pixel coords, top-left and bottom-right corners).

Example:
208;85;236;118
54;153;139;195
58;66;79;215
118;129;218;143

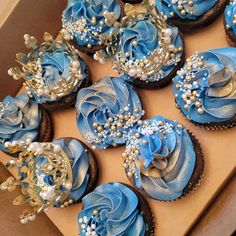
61;137;99;205
42;58;91;111
223;17;236;46
131;31;185;90
125;130;204;202
167;0;228;31
38;107;54;142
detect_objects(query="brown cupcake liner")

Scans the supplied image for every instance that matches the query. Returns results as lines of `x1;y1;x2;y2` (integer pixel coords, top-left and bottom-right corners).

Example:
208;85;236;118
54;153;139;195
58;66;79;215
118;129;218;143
223;16;236;46
42;58;91;111
167;0;228;31
73;0;125;56
60;137;99;205
131;31;185;90
125;130;204;202
177;103;236;130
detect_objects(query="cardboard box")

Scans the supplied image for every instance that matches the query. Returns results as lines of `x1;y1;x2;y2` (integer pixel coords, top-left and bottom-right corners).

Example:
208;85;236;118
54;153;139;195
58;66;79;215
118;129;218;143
0;1;235;236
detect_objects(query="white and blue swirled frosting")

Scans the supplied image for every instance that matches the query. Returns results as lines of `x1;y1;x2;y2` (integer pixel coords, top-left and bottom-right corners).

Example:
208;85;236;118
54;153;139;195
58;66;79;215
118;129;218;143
0;93;41;154
28;47;87;104
36;138;91;206
62;0;121;47
155;0;217;20
118;20;183;83
225;0;236;35
123;116;196;201
173;48;236;125
78;182;147;236
76;76;143;149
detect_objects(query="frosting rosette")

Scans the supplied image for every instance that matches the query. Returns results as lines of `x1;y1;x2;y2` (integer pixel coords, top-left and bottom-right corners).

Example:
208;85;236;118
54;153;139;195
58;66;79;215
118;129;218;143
155;0;217;20
225;0;236;35
115;20;183;83
0;93;41;154
53;138;91;204
173;48;236;125
76;76;143;149
123;116;196;201
78;182;147;236
62;0;122;47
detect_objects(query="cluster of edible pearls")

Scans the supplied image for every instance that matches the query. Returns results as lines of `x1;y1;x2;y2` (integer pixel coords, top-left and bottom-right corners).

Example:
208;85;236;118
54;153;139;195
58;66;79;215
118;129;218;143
225;1;236;29
62;13;105;48
115;28;182;81
174;53;205;114
19;213;36;224
86;106;144;149
79;210;99;236
123;120;184;178
169;0;195;17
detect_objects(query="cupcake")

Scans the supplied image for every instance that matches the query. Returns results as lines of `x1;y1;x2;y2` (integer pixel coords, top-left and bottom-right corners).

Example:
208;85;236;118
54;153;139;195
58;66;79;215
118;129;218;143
0;137;98;223
78;182;154;236
62;0;123;55
94;2;184;89
8;33;90;110
224;0;236;45
155;0;228;31
76;76;144;149
173;48;236;130
0;93;53;157
123;116;204;201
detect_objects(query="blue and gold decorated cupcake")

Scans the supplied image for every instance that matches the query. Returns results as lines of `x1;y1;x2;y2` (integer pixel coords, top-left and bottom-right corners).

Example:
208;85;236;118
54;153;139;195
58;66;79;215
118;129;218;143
0;93;53;157
94;2;184;89
123;116;204;201
173;48;236;130
0;137;98;223
76;76;144;149
62;0;123;55
8;33;90;110
78;182;154;236
224;0;236;45
156;0;228;31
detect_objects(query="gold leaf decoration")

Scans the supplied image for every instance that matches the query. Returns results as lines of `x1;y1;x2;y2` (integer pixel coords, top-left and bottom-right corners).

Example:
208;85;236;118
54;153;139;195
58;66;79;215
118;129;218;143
13;195;29;205
43;32;54;42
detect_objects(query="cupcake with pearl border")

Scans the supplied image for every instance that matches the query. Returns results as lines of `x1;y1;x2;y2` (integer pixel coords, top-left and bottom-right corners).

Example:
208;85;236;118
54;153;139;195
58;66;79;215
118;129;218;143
173;48;236;130
8;32;90;110
224;0;236;45
62;0;123;55
78;182;154;236
0;137;98;223
94;1;184;89
0;93;53;157
76;76;144;149
155;0;228;31
123;116;204;201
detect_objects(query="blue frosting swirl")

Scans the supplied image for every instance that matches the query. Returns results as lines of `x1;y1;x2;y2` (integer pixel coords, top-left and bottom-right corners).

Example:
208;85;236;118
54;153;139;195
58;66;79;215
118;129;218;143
225;1;236;35
53;138;90;203
173;48;236;124
155;0;217;20
62;0;121;46
30;48;87;104
0;93;41;154
118;21;183;82
124;116;196;201
78;182;146;236
76;76;143;149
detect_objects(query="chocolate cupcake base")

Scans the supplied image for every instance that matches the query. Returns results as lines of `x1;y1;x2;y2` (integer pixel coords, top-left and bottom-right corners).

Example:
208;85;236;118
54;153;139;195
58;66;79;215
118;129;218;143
167;0;228;31
224;17;236;46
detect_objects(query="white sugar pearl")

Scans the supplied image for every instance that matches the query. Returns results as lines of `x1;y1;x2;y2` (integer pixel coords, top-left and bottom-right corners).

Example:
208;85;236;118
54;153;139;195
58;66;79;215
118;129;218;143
20;217;28;224
83;216;88;223
28;214;36;221
91;224;96;229
72;61;80;68
79;218;83;223
53;145;61;153
65;183;72;190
